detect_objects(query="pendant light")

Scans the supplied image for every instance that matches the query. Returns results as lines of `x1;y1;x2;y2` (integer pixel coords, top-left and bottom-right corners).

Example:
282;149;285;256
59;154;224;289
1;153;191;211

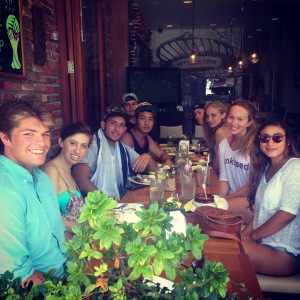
227;20;234;73
190;0;196;64
249;0;259;64
237;5;244;70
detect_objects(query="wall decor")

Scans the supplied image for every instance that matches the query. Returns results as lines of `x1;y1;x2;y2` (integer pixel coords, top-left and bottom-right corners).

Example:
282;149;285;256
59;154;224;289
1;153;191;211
0;0;25;78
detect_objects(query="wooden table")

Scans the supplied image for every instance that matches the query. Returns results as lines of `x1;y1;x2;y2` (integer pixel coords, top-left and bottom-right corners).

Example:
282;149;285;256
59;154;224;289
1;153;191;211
121;169;264;299
122;167;220;205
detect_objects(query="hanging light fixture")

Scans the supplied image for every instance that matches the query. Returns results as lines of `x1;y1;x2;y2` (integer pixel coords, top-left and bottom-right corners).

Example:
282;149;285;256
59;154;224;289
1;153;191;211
190;0;196;64
237;5;244;70
227;20;234;73
249;52;259;64
249;0;259;64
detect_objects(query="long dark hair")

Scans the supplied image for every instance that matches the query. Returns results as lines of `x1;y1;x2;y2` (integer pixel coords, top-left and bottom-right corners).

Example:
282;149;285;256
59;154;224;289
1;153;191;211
51;121;92;159
60;121;92;142
247;118;299;210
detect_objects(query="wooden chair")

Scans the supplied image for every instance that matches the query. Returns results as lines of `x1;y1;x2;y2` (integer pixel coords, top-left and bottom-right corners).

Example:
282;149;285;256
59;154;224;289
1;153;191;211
256;272;300;294
159;125;183;139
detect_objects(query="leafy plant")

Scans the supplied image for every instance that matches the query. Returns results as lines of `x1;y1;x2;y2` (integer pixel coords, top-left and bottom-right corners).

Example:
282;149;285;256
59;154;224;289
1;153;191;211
1;190;246;299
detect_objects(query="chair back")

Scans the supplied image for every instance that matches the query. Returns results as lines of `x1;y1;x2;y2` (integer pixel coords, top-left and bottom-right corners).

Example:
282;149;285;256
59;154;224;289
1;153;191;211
159;125;183;138
194;125;204;138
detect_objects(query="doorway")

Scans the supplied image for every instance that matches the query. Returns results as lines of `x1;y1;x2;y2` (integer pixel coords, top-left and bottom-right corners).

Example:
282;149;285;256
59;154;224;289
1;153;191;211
56;0;106;132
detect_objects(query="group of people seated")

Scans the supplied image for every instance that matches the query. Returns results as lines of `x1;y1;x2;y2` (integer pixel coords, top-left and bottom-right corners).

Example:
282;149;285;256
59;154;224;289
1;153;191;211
194;99;300;276
0;94;299;288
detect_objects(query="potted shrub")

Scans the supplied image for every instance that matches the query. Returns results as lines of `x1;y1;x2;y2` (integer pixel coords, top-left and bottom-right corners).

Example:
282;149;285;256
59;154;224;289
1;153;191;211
1;190;238;299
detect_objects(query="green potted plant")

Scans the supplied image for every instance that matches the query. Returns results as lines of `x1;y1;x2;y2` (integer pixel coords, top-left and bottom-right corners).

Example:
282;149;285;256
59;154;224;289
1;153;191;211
1;190;236;299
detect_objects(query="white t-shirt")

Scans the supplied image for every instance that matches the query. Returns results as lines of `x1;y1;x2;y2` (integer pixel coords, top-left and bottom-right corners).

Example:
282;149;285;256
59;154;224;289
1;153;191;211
218;138;250;194
254;158;300;256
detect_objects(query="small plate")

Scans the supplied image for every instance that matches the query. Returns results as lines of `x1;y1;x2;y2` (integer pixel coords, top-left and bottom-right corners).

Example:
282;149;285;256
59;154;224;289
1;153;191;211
128;175;151;185
191;195;228;211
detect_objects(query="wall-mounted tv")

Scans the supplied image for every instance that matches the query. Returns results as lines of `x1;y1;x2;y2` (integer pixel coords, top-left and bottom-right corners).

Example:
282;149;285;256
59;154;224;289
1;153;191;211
127;67;181;107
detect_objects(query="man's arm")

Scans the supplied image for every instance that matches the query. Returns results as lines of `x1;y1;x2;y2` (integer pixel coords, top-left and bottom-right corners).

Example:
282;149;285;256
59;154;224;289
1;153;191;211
120;132;134;149
73;163;98;195
148;136;173;166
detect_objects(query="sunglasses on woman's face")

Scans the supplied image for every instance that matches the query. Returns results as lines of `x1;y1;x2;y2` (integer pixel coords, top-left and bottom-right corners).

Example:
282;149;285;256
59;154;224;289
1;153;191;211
258;134;286;143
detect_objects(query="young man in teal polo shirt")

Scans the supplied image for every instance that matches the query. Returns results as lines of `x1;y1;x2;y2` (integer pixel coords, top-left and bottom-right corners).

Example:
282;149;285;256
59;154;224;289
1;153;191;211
0;98;66;286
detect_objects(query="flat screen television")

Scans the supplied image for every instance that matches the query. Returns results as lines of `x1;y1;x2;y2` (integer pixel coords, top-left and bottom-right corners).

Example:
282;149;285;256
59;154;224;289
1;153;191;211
127;67;181;107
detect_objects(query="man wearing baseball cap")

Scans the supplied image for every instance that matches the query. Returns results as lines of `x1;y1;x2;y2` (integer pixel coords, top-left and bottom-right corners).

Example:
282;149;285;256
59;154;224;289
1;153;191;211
122;93;139;130
121;102;173;167
73;106;156;200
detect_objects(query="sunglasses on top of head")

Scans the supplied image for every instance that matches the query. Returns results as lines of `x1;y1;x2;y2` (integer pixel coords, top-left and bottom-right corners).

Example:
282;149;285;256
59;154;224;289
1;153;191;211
258;134;286;144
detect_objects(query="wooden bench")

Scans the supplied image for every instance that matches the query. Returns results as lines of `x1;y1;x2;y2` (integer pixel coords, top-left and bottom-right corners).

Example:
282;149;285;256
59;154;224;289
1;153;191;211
256;272;300;294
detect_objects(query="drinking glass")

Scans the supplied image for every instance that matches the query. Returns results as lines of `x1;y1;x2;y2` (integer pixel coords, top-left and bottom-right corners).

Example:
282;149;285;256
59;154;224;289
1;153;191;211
197;166;210;188
181;177;196;201
179;143;188;157
167;135;174;146
150;178;164;203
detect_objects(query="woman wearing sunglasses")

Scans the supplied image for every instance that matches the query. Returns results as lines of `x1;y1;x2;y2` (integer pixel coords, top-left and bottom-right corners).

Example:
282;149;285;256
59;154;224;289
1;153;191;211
218;99;257;224
242;119;300;276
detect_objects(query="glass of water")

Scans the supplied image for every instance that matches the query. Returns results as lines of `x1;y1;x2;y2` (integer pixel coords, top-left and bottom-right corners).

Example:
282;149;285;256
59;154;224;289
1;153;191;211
150;178;164;203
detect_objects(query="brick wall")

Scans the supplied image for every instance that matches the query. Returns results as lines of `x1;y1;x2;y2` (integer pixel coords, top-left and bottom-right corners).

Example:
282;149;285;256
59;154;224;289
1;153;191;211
0;0;62;154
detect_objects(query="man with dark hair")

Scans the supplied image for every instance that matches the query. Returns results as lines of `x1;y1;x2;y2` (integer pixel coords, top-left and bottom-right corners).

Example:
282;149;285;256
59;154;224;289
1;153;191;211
121;102;172;166
122;93;139;130
0;98;66;286
73;106;156;200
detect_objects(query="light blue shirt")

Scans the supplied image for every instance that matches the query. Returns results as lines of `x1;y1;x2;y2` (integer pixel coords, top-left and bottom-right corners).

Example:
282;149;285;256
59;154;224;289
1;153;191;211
0;155;66;281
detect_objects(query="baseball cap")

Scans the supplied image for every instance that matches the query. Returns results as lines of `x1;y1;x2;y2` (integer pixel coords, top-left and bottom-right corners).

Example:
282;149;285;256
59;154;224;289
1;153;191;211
193;103;205;110
122;93;139;105
103;106;130;123
135;102;157;117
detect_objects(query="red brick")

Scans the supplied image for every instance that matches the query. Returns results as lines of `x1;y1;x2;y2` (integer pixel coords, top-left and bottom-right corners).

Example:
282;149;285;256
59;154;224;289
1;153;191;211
4;81;22;91
21;82;35;91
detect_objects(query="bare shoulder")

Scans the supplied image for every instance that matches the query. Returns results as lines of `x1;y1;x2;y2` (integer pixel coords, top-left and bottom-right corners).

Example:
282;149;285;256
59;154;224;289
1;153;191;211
41;162;59;175
215;126;231;140
120;131;134;148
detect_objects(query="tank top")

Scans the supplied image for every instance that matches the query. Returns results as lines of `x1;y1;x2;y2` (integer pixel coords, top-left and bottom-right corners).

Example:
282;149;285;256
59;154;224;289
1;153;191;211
127;128;150;155
57;169;85;223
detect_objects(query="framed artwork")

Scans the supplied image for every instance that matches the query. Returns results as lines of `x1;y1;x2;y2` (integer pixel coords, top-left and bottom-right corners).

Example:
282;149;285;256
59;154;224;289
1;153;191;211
0;0;25;78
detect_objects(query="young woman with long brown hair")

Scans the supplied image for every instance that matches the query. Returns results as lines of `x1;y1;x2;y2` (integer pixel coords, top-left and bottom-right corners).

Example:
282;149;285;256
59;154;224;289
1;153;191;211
218;99;257;223
242;119;300;276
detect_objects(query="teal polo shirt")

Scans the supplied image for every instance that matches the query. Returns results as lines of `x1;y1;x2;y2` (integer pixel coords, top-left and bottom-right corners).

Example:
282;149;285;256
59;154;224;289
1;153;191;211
0;155;66;281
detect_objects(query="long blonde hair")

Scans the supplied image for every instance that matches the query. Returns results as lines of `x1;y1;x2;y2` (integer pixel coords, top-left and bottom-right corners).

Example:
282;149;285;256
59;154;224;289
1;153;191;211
228;99;257;157
203;100;228;148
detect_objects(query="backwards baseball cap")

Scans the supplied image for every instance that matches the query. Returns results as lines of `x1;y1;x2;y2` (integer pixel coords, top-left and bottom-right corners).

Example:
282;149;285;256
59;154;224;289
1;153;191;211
135;102;157;117
122;93;139;105
103;106;130;123
193;103;205;110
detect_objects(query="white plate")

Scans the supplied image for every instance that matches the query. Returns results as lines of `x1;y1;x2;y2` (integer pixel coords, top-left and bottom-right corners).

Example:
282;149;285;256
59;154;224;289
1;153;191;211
145;275;173;291
112;203;143;224
191;195;228;211
128;175;151;185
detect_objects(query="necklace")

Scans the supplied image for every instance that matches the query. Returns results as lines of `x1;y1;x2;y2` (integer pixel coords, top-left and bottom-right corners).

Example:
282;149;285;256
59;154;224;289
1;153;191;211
131;129;146;147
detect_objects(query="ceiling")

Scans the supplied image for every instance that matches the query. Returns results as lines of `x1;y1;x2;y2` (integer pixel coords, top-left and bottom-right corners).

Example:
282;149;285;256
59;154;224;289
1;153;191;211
137;0;299;39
